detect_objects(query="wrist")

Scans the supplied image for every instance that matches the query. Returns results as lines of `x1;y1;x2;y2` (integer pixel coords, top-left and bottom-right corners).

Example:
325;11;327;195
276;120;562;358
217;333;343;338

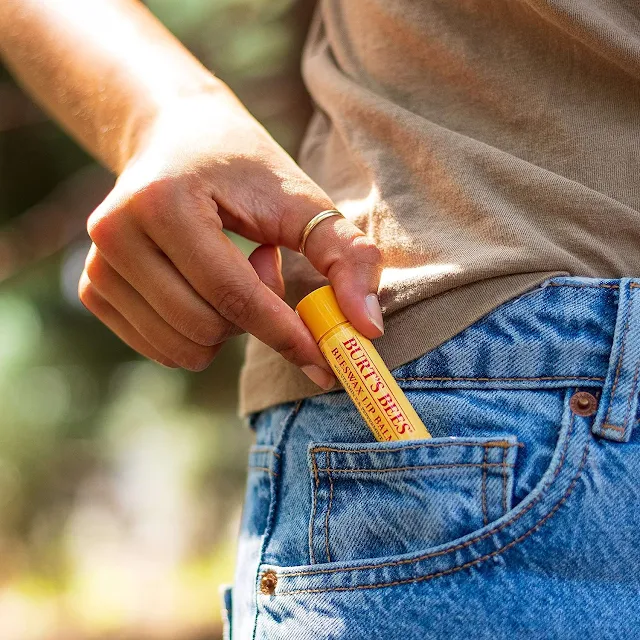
118;74;239;174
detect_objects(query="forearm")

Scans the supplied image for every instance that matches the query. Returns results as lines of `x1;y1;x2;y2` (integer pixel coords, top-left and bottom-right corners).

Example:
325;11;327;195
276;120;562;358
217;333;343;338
0;0;227;173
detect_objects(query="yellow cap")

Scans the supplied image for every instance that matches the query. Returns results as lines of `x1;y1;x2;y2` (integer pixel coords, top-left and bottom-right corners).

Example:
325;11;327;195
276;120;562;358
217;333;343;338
295;285;348;342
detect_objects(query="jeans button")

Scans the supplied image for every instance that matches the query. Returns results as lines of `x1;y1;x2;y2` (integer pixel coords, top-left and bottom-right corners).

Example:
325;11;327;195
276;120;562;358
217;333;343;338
570;391;598;417
260;570;278;596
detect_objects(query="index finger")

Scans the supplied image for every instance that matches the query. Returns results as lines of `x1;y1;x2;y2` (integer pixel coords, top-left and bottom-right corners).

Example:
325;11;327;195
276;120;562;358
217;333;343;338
145;216;336;389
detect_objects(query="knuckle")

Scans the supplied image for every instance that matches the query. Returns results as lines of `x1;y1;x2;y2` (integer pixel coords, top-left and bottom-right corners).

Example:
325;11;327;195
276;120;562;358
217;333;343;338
192;318;238;346
129;178;173;209
87;209;121;248
168;311;230;347
78;276;100;312
189;197;224;234
163;306;199;339
212;280;259;326
128;179;179;229
84;252;110;289
351;236;383;267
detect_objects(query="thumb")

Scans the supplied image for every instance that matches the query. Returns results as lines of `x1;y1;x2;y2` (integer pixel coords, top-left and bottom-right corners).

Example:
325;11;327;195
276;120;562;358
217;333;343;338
248;244;285;299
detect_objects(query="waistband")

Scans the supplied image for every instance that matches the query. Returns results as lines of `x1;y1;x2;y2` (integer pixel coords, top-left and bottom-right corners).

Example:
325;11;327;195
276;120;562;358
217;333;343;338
386;276;640;443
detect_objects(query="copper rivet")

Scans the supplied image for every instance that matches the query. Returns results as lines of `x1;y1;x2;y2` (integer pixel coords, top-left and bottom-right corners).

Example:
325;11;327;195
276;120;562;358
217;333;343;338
570;391;598;417
260;570;278;596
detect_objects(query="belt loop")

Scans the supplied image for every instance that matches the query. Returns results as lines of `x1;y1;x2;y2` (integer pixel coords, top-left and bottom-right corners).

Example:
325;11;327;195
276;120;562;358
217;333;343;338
592;278;640;442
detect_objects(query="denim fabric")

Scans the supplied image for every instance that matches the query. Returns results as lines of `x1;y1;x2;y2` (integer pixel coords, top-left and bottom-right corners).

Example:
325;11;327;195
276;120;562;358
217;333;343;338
224;276;640;639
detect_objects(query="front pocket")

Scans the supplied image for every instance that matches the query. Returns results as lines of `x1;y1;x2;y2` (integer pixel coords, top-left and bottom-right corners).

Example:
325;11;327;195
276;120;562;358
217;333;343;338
308;437;519;564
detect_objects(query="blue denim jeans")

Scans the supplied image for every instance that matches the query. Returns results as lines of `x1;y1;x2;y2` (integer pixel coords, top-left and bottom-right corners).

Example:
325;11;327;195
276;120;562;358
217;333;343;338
222;276;640;639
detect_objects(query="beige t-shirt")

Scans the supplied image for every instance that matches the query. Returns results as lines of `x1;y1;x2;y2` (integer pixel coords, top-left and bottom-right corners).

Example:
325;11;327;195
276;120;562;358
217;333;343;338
238;0;640;417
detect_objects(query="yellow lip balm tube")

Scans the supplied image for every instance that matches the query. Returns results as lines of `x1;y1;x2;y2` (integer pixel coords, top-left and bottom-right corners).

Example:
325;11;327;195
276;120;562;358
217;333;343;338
296;285;431;441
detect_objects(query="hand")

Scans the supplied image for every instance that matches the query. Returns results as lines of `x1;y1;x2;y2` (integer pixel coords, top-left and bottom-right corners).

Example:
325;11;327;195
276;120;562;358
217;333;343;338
79;86;384;389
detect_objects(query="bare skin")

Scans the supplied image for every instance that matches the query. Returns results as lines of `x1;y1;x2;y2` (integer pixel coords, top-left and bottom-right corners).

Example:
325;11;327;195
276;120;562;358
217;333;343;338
0;0;385;389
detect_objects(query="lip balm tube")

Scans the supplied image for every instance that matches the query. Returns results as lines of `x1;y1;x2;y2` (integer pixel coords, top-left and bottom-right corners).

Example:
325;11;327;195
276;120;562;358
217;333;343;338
296;285;431;441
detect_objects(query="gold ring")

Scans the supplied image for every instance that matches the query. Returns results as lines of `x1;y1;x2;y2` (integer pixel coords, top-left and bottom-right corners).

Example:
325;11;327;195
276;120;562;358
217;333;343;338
299;209;345;256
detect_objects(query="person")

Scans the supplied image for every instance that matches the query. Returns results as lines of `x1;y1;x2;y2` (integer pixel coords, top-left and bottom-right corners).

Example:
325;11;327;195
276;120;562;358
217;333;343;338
1;1;639;638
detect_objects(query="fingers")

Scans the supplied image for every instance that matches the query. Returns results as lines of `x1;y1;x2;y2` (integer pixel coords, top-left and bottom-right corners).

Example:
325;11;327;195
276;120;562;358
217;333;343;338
77;272;179;368
235;171;385;340
80;247;224;371
143;212;336;390
207;149;385;339
248;244;338;390
86;207;242;347
248;244;285;299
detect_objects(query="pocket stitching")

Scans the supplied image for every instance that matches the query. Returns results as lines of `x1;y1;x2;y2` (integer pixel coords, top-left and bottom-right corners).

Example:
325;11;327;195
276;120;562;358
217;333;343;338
309;449;320;564
281;411;577;580
395;375;605;383
311;441;518;457
501;447;508;514
603;293;632;427
277;437;589;596
248;445;279;476
325;452;334;563
248;466;278;476
482;446;488;526
622;359;640;434
250;447;281;458
315;462;515;474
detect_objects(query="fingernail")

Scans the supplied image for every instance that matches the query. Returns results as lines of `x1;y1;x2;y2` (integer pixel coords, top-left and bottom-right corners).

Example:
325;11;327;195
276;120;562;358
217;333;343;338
365;293;384;335
302;364;336;390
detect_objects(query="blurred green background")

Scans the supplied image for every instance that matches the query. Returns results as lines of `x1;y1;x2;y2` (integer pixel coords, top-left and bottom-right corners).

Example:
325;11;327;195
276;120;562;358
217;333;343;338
0;1;314;638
